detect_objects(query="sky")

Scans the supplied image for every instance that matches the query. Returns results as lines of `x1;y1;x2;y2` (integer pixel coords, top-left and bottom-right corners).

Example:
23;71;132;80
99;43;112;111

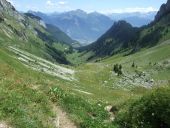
7;0;167;14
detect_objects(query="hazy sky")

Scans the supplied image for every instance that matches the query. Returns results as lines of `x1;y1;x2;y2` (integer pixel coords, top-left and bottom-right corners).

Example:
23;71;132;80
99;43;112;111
7;0;167;13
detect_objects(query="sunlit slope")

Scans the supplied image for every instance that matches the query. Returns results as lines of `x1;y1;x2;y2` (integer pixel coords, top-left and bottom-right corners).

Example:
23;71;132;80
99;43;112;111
76;40;170;98
0;38;169;128
81;0;170;60
0;0;75;64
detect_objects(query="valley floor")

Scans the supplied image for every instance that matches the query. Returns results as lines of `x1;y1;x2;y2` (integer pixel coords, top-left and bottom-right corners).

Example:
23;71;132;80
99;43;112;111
0;39;170;128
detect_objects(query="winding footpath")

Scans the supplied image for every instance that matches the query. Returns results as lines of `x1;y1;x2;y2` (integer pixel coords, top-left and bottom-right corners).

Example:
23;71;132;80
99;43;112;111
53;105;77;128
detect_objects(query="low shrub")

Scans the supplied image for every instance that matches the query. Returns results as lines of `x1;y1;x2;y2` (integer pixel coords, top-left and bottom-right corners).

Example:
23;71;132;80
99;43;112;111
115;87;170;128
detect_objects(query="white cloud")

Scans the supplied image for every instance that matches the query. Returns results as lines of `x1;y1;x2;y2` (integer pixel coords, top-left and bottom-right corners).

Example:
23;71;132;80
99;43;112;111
46;0;68;7
100;7;158;14
45;0;70;11
46;0;54;6
58;1;68;5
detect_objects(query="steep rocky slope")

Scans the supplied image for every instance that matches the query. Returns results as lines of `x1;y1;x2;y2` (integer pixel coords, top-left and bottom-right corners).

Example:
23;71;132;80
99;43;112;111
0;0;74;64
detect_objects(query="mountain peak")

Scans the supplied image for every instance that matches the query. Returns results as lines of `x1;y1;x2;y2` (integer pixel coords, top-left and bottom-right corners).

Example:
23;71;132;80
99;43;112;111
109;20;133;32
25;13;42;21
75;9;85;13
89;11;100;15
86;20;137;57
155;0;170;21
69;9;87;16
115;20;131;26
89;11;102;17
0;0;15;11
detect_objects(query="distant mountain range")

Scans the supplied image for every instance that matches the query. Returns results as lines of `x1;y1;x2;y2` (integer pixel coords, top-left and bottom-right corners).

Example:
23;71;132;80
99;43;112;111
0;0;161;64
30;10;113;45
108;12;157;27
30;10;157;45
83;0;170;60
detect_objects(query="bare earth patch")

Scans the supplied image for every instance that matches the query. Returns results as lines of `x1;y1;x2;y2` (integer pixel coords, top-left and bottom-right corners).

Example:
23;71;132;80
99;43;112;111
52;105;77;128
73;89;93;95
0;122;11;128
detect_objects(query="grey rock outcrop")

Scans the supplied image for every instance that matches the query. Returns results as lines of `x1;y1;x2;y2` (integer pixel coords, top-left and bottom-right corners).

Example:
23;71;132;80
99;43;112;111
0;0;15;11
0;0;25;22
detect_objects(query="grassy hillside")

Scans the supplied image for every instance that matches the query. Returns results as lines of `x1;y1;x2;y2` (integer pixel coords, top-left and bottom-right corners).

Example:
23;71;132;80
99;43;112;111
45;24;80;47
0;48;55;127
82;21;138;58
0;37;169;127
81;0;170;61
75;40;170;100
0;0;75;65
0;1;170;128
136;13;170;47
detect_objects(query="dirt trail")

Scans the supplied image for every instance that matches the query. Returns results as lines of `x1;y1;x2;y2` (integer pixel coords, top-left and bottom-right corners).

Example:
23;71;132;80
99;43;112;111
52;105;77;128
0;122;11;128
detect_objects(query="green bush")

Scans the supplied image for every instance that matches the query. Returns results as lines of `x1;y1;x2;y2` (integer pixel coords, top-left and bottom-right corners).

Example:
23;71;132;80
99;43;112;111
115;87;170;128
113;64;123;76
